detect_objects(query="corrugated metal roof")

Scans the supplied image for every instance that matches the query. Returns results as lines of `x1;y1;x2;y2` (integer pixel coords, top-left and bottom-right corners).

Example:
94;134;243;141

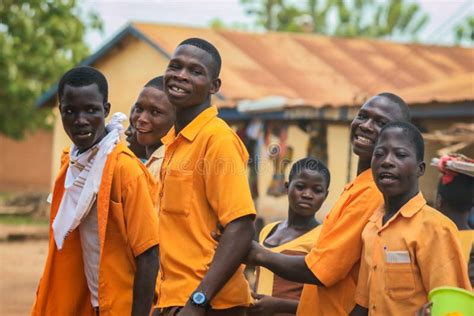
133;22;474;108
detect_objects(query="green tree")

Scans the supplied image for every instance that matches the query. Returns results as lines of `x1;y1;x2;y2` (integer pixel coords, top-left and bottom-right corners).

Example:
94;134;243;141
0;0;102;139
240;0;428;39
454;15;474;45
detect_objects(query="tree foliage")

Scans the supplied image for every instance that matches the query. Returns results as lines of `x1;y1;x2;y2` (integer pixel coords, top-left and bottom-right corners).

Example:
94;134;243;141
0;0;102;139
240;0;428;39
454;15;474;46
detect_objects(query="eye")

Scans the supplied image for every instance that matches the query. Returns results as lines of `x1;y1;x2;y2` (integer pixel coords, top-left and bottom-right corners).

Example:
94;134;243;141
396;151;408;158
192;68;203;75
151;109;160;116
135;106;143;113
357;112;367;119
373;150;384;157
295;184;304;190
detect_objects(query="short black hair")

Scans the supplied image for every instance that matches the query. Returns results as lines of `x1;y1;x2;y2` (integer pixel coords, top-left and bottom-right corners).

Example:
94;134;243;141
178;38;222;78
380;121;424;161
377;92;411;122
58;66;108;102
289;157;330;189
438;173;473;212
144;76;164;91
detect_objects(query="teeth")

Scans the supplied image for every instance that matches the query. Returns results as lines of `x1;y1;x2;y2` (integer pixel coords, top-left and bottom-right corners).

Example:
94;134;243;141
171;86;185;92
357;136;372;144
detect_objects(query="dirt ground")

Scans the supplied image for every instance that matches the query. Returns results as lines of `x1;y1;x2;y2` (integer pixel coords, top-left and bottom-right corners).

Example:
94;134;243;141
0;240;48;316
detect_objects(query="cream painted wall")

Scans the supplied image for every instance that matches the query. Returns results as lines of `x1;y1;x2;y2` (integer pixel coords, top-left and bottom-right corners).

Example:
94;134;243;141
256;125;310;223
51;37;170;183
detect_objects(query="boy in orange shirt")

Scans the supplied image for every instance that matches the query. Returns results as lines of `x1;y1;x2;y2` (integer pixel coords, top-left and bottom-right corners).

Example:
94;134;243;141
350;121;471;316
32;66;160;316
156;38;256;316
246;93;411;315
132;76;174;178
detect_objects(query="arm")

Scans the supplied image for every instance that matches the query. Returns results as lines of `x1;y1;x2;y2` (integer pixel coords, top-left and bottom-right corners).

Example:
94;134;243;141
178;215;255;315
349;304;369;316
132;246;159;316
248;240;323;285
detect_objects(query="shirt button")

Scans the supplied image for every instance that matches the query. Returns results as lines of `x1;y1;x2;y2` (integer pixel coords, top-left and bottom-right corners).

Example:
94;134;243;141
372;305;376;310
373;265;377;270
377;232;381;236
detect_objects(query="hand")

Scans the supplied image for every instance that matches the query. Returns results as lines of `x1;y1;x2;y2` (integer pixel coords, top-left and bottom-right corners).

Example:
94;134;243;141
248;293;277;316
211;222;224;242
415;302;432;316
176;301;206;316
244;241;265;266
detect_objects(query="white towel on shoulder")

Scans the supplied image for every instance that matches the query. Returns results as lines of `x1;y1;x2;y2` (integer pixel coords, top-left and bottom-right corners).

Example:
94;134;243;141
52;112;127;249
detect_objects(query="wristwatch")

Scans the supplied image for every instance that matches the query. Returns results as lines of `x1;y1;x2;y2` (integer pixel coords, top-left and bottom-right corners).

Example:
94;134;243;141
190;290;211;309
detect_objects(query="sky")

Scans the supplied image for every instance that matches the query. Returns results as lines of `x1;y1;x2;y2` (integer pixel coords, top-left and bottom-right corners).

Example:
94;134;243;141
82;0;473;51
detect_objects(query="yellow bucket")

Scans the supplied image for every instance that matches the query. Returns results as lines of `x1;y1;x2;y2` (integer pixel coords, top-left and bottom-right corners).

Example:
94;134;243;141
428;286;474;316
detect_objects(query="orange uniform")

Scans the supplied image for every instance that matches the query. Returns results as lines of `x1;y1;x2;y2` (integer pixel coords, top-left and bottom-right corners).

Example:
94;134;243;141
297;169;383;316
157;106;255;309
31;143;160;316
355;192;471;315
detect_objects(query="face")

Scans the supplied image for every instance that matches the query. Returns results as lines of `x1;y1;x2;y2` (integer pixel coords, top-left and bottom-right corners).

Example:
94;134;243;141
371;128;425;198
287;169;328;217
59;84;110;152
131;87;174;146
164;45;221;109
350;96;404;160
124;109;147;159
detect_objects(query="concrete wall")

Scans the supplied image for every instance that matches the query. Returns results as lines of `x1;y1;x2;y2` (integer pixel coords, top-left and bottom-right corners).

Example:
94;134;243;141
0;130;53;192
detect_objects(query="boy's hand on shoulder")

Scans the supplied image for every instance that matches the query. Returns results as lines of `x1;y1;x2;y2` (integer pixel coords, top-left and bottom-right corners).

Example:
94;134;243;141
176;302;206;316
248;293;277;316
244;240;266;265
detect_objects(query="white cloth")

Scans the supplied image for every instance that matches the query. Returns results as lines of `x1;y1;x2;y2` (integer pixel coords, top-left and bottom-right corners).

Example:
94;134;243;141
52;112;127;250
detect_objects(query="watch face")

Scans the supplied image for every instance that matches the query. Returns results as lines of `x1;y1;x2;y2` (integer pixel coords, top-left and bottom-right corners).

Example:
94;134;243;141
192;292;206;305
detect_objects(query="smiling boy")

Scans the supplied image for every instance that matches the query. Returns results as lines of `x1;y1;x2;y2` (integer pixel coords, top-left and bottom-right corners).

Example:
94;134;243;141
350;121;471;316
31;66;160;316
132;76;174;178
246;93;411;315
156;38;256;316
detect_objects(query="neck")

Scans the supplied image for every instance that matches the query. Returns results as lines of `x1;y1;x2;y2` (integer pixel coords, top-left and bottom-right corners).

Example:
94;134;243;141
145;142;163;159
175;98;211;134
383;189;418;224
442;208;470;230
287;209;318;230
357;158;371;175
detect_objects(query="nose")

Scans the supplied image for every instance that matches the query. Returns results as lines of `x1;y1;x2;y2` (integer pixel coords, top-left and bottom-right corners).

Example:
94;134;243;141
380;153;395;168
74;111;88;126
136;112;149;126
359;119;374;133
173;68;188;81
301;188;313;199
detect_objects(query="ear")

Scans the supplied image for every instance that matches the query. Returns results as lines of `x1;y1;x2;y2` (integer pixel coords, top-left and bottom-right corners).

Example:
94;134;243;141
417;161;425;177
103;102;111;118
209;78;221;95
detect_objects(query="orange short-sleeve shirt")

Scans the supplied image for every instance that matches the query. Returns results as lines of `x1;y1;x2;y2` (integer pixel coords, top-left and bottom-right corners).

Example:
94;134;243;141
157;106;256;309
32;144;160;316
298;169;383;316
355;192;472;315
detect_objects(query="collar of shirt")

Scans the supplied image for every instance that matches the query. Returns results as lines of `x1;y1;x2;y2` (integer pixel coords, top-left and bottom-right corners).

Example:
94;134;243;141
369;192;426;228
145;145;165;168
162;106;218;145
344;168;374;191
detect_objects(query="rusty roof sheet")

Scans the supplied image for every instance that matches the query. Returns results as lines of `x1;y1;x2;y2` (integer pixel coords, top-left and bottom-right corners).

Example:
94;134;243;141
136;23;474;108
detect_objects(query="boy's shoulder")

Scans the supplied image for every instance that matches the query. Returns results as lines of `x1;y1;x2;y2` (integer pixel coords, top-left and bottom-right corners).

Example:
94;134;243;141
416;204;458;232
112;142;154;184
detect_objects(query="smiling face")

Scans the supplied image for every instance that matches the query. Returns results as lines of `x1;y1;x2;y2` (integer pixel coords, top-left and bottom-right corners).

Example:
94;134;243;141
59;83;110;152
287;169;328;217
164;44;221;109
371;127;425;199
350;96;405;161
131;87;174;146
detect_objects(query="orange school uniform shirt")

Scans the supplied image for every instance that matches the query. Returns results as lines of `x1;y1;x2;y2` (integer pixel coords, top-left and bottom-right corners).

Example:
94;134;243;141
297;169;383;316
157;106;256;309
355;192;472;316
31;143;160;316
